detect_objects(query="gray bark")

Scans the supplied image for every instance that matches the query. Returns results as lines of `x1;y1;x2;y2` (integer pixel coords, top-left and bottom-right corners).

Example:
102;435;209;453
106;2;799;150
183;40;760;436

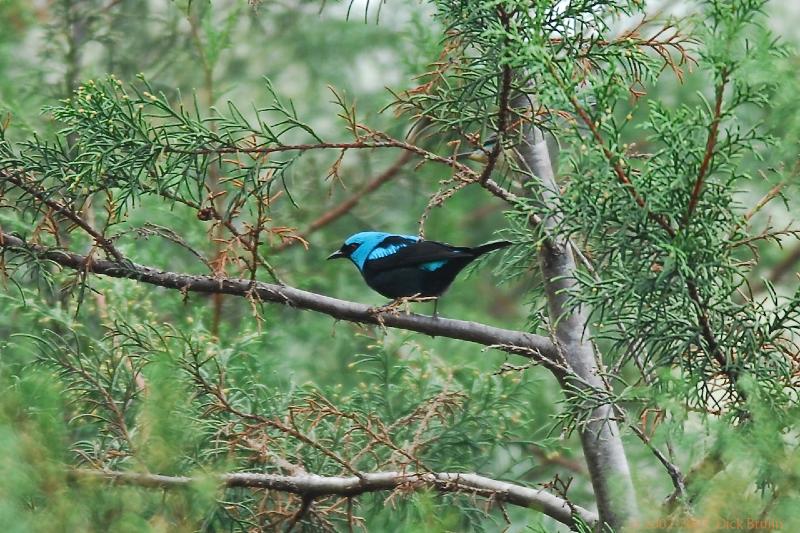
515;100;638;530
71;468;598;528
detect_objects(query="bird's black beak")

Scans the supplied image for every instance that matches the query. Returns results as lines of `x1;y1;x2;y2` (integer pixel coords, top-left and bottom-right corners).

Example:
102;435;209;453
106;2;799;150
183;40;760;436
327;250;345;260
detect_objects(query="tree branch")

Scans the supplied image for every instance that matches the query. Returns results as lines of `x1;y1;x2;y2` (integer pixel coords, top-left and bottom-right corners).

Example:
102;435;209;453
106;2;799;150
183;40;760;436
684;67;729;226
0;231;558;361
511;92;638;530
2;171;125;262
549;64;739;391
70;468;598;529
286;494;315;532
544;63;675;238
629;424;686;501
273;150;413;252
477;63;513;185
165;139;475;179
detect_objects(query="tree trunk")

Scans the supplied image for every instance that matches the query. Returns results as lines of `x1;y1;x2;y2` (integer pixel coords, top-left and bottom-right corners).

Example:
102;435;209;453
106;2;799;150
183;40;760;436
516;102;638;530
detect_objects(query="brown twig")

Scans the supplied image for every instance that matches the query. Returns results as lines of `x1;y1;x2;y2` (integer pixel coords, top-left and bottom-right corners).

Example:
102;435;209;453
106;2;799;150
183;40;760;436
684;68;729;226
309;396;431;473
552;63;741;393
166;140;455;167
63;353;135;453
183;351;364;478
768;242;800;286
2;171;125;262
553;79;676;237
285;495;314;532
167;133;481;187
628;424;686;501
477;61;513;185
273;151;413;252
666;449;725;510
685;279;726;370
530;446;588;476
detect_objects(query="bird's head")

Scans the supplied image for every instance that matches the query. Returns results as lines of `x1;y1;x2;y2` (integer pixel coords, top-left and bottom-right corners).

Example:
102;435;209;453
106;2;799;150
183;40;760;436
327;231;395;270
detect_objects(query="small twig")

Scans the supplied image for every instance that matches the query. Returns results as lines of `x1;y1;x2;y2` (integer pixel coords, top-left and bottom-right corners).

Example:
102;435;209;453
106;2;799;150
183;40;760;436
274;151;413;252
629;424;686;501
285;495;314;532
684;67;729;226
185;355;363;478
743;181;786;224
346;497;354;533
477;63;514;185
164;140;470;176
552;74;676;237
2;171;125;262
549;64;741;395
530;446;588;476
665;449;725;509
129;223;213;271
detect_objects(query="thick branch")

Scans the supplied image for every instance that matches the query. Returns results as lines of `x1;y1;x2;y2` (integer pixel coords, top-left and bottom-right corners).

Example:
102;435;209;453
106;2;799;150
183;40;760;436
71;468;597;528
0;232;558;361
512;93;638;530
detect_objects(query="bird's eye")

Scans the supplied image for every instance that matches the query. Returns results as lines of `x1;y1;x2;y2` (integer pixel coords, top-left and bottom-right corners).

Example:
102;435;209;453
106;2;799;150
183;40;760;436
343;242;359;254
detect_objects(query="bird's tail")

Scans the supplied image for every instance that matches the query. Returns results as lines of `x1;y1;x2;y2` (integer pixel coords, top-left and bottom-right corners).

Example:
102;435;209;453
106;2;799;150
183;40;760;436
471;240;512;256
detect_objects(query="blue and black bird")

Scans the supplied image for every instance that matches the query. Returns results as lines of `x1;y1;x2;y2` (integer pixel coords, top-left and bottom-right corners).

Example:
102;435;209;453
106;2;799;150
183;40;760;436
327;232;511;308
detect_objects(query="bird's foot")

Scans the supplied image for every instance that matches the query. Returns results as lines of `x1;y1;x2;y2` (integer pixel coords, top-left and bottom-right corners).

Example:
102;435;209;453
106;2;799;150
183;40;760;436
368;295;437;316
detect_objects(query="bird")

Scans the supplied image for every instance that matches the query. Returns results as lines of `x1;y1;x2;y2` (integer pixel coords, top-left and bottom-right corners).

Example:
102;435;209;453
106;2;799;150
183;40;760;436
327;231;511;313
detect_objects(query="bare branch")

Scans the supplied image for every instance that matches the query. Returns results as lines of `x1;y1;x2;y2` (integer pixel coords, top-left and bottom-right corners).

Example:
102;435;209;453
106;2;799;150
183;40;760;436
0;231;558;362
70;468;598;529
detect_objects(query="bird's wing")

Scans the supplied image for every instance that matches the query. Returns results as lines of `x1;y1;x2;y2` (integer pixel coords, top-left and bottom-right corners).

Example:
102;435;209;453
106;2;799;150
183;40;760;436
365;238;469;271
365;235;420;260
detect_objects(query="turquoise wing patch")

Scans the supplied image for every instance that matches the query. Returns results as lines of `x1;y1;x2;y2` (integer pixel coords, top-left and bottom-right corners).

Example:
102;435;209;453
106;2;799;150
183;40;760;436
420;260;447;271
368;243;411;260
